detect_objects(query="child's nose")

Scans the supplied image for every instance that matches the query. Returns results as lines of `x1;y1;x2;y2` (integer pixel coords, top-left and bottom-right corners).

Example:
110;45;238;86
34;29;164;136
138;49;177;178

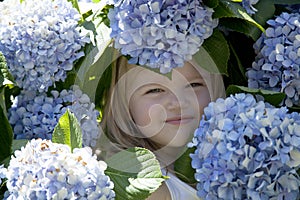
165;92;188;111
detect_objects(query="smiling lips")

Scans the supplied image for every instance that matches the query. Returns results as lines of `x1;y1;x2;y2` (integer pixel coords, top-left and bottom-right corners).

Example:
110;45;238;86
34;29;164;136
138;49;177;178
165;116;194;125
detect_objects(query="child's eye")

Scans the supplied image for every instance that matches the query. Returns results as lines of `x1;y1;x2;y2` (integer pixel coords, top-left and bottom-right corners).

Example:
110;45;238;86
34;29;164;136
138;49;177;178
145;88;164;94
189;82;204;88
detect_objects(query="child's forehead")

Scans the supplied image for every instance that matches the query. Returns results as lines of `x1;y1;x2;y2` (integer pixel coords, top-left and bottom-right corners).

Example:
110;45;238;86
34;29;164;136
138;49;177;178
126;63;204;84
174;62;205;79
124;67;169;91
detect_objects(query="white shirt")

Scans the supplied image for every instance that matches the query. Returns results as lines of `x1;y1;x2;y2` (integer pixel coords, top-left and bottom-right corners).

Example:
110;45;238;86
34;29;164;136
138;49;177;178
163;170;200;200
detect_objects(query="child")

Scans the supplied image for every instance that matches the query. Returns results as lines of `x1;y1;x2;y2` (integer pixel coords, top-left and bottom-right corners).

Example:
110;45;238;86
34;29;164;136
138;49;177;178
99;55;225;199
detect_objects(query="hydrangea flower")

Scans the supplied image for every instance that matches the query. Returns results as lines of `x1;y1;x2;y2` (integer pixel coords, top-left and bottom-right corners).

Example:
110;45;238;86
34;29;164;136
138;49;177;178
189;93;300;200
4;139;115;199
8;85;100;147
0;165;7;186
247;11;300;107
240;0;259;14
108;0;218;73
0;0;90;92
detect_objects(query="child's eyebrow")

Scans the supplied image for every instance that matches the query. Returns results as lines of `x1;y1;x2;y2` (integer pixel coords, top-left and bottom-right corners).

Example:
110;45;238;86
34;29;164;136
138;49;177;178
139;83;163;89
134;83;162;91
186;74;204;80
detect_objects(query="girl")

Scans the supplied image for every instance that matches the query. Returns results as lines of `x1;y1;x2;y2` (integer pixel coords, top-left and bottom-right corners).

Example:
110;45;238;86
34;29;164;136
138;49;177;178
99;56;225;199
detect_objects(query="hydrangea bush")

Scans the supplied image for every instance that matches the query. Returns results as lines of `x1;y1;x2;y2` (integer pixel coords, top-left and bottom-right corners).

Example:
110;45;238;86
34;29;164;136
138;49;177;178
247;11;300;107
0;0;90;92
189;93;300;200
1;0;300;199
8;85;100;147
3;139;115;200
108;0;218;73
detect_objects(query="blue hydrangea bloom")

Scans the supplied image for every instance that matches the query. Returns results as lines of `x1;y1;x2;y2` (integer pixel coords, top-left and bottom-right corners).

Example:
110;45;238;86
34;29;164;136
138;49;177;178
240;0;259;14
0;0;90;92
0;165;7;186
247;11;300;107
108;0;218;73
189;93;300;200
4;139;115;200
8;85;100;147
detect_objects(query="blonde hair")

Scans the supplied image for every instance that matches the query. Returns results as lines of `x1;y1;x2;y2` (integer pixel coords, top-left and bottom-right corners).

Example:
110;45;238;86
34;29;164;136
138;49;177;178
100;57;156;152
99;56;225;156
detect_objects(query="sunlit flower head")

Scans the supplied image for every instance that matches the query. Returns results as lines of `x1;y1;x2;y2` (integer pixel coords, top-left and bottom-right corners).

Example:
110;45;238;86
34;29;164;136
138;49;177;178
108;0;218;73
0;0;90;92
189;93;300;199
247;11;300;107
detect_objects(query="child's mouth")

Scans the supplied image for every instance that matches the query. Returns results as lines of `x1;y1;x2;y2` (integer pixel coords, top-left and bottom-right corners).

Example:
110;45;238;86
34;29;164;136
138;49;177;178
165;116;194;125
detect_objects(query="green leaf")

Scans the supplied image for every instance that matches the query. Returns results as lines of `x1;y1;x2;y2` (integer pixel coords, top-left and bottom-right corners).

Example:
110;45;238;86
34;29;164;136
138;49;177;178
220;18;262;40
49;69;79;93
252;0;276;29
203;0;219;8
1;139;29;167
11;139;28;152
228;40;248;83
0;53;18;114
0;87;6;120
226;85;286;106
92;3;114;27
106;147;167;200
214;0;265;37
174;147;197;185
0;52;15;87
0;103;13;163
193;30;229;75
79;45;119;101
52;109;82;151
77;34;113;83
75;20;115;89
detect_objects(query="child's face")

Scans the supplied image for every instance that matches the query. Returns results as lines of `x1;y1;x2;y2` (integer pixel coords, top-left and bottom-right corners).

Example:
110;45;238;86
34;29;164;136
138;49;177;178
127;62;210;147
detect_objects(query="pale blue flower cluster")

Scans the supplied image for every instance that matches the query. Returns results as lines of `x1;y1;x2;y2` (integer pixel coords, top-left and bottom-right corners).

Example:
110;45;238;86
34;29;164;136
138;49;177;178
108;0;218;73
240;0;259;14
189;93;300;200
0;165;7;186
8;85;100;147
247;11;300;107
4;139;115;200
0;0;90;92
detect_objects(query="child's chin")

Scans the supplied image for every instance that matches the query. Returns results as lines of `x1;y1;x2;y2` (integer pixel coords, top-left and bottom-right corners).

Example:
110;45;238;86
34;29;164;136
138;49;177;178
166;135;192;148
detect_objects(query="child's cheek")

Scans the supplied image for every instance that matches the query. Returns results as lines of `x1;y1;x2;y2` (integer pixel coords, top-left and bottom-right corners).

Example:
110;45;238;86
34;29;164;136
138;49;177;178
132;100;165;124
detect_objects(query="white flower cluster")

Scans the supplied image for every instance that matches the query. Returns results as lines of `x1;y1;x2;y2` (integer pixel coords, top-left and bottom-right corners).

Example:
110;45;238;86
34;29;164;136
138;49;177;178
4;139;115;199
